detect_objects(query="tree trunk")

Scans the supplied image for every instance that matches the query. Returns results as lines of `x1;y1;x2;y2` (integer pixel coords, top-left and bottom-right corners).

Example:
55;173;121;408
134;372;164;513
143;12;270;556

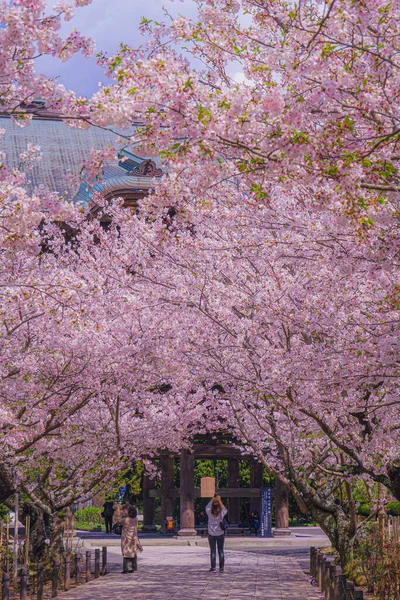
49;511;65;561
21;504;47;562
0;464;14;503
388;461;400;501
308;502;355;572
30;515;47;561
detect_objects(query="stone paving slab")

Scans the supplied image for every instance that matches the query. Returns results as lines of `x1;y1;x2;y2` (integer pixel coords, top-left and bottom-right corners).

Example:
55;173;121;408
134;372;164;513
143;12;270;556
60;546;320;600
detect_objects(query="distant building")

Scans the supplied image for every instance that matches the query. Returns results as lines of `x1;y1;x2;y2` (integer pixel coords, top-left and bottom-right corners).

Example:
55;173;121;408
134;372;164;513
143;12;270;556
0;105;163;208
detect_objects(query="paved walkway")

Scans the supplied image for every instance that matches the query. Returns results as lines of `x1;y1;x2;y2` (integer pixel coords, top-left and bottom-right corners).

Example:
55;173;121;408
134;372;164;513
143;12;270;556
60;546;320;600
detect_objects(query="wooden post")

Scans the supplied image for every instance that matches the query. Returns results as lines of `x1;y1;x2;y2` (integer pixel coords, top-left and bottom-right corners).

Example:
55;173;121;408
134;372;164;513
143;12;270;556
51;560;59;598
101;547;107;576
94;549;100;578
315;550;320;585
249;459;263;514
317;553;324;589
378;513;385;537
393;516;398;542
2;573;10;600
5;521;9;575
274;478;291;536
310;547;316;579
320;557;327;593
228;458;241;524
332;567;342;600
13;493;19;580
64;555;71;591
178;449;196;536
319;555;328;592
37;563;44;600
161;456;175;533
336;573;347;600
345;581;355;600
85;551;91;582
328;564;337;600
75;553;82;584
19;566;27;600
323;559;332;597
24;516;30;565
142;474;157;532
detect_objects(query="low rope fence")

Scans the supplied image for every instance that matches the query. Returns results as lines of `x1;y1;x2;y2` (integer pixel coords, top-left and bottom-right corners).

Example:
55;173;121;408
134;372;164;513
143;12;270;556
1;548;107;600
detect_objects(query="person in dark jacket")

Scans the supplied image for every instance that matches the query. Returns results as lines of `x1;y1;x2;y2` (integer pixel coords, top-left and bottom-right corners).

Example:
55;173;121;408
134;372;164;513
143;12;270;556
102;501;115;534
250;510;261;535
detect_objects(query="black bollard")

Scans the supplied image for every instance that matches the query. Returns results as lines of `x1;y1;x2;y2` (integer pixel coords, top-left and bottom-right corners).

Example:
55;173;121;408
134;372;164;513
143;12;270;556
51;560;59;598
37;563;44;600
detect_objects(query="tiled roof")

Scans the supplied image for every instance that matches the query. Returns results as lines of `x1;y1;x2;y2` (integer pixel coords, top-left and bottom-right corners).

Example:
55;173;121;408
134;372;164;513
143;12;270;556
75;173;155;205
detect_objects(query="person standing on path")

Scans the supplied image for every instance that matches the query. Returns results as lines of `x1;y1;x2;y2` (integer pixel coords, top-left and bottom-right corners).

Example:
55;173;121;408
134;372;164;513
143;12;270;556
102;501;115;534
205;495;227;573
118;505;142;574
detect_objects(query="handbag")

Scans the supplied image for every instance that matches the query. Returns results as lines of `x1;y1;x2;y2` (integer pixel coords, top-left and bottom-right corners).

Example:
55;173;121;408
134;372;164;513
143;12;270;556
112;523;122;536
220;516;229;532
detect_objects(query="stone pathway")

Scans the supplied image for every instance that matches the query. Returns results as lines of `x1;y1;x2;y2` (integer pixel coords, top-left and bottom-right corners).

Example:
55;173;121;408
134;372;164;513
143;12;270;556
60;546;320;599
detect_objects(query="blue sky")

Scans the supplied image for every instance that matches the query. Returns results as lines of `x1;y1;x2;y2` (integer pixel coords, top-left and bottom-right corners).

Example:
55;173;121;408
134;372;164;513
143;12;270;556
38;0;198;96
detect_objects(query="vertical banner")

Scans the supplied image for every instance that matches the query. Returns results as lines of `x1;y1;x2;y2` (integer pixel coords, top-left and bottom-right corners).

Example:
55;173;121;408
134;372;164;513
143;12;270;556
260;487;273;538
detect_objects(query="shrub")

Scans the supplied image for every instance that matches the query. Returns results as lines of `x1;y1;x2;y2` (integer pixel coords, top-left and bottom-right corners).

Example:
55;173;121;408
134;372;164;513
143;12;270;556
357;503;371;517
74;506;102;525
356;522;400;599
386;501;400;516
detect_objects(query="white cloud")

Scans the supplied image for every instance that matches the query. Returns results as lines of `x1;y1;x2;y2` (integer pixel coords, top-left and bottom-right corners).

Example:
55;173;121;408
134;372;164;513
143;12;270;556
38;0;197;95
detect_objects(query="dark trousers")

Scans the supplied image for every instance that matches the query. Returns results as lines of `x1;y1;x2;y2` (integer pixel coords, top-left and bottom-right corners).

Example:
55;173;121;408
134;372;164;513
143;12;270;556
208;534;225;569
104;516;113;533
123;557;137;572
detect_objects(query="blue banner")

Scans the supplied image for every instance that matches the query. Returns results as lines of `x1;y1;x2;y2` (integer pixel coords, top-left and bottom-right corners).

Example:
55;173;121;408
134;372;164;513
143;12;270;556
260;487;273;537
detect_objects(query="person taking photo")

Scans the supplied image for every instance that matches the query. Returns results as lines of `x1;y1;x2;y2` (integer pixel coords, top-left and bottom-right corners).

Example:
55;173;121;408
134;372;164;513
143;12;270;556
205;494;227;573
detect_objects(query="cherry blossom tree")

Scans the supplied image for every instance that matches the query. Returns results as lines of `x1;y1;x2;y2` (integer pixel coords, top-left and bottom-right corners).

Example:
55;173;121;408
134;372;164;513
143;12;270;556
0;0;130;522
2;0;400;571
90;0;400;220
0;0;94;124
83;0;400;533
84;179;398;567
